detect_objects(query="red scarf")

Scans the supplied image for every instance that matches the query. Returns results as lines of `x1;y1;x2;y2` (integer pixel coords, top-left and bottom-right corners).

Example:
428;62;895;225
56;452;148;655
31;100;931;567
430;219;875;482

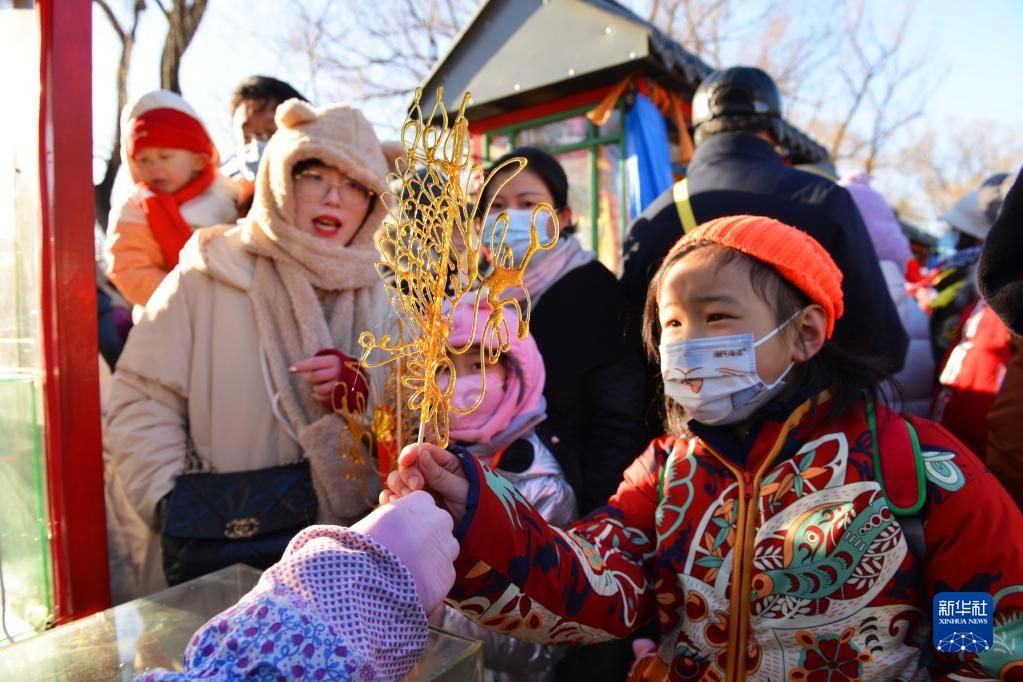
139;164;216;270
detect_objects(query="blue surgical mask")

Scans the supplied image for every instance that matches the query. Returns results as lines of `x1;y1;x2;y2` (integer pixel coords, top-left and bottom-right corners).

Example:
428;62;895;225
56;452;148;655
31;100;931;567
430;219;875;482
239;139;267;182
484;208;549;262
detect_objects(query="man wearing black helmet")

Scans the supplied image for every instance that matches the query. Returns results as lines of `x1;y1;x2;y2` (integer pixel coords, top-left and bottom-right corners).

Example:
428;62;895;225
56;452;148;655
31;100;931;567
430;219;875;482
620;66;908;374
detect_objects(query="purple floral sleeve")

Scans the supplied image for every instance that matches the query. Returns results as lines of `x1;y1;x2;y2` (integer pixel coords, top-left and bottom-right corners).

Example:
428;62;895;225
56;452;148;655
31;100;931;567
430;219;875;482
137;526;428;681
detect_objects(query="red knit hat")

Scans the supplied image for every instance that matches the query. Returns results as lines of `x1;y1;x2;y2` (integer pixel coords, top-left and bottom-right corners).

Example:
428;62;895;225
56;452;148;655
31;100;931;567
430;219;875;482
127;107;213;159
670;215;845;338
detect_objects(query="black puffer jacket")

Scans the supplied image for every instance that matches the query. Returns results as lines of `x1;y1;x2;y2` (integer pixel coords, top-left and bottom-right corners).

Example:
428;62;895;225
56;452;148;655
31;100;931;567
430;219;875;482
620;132;908;374
530;260;652;515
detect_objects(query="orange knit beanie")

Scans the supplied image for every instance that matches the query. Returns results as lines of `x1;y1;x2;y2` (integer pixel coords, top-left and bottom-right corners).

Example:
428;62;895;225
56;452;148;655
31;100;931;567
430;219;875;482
670;215;845;338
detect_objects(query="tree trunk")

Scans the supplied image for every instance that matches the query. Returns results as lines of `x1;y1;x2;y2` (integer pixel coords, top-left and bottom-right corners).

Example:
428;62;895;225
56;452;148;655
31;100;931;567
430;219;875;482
93;0;207;229
159;0;208;93
93;0;143;231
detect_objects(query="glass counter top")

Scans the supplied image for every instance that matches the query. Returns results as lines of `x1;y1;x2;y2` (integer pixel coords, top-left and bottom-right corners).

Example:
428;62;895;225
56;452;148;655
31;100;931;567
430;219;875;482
0;563;481;681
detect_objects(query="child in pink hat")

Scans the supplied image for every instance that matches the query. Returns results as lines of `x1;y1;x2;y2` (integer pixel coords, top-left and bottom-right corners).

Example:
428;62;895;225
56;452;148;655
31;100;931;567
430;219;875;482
437;300;577;681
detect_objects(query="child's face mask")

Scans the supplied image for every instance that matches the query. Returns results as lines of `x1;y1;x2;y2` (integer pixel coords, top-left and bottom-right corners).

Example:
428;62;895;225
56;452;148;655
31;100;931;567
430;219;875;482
659;310;801;425
449;373;508;435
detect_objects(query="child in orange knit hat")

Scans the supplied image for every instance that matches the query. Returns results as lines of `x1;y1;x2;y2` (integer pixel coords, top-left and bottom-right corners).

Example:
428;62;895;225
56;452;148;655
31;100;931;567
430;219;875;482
384;215;1023;681
105;90;241;307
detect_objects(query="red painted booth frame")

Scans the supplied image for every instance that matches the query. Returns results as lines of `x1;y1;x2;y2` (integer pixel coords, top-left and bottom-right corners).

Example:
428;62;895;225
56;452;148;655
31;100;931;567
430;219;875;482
36;0;112;623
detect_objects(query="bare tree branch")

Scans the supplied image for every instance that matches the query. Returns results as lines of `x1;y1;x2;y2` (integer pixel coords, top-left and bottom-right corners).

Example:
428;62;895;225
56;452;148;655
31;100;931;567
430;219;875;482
94;0;125;43
887;122;1021;221
278;0;936;197
284;0;476;124
648;0;661;23
159;0;209;93
152;0;171;20
809;0;917;166
93;0;146;230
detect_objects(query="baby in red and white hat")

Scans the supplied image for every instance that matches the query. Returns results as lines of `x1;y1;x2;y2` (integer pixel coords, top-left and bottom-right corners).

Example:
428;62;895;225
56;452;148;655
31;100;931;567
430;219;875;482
105;90;241;307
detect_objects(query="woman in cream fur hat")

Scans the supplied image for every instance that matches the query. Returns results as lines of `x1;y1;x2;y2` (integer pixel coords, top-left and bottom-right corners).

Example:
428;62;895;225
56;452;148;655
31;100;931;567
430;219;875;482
105;98;393;590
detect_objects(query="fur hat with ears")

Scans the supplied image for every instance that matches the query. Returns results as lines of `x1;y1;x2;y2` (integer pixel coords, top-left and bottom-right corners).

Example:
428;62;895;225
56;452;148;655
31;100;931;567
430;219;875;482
380;139;407;172
254;98;390;247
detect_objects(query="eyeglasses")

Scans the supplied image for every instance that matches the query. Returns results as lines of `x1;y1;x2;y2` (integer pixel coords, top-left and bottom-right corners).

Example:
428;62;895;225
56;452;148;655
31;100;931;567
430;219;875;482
294;170;374;206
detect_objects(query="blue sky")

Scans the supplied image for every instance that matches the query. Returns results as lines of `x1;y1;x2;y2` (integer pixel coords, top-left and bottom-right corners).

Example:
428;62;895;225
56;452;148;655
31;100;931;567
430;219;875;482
901;0;1019;129
91;0;1021;215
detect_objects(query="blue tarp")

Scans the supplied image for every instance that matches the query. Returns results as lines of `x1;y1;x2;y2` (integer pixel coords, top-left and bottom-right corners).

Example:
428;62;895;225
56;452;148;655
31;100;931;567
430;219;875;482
625;93;673;220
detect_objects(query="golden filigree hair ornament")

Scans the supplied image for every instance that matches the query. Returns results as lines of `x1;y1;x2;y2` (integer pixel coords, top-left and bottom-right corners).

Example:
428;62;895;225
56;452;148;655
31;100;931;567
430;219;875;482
358;87;559;448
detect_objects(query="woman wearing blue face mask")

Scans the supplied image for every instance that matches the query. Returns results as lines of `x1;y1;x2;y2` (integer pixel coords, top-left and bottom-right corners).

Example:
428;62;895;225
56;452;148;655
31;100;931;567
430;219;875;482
479;147;652;520
227;76;309;215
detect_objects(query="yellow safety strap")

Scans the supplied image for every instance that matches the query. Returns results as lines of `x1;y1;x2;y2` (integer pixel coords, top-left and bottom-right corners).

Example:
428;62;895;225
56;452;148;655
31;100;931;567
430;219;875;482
673;178;697;234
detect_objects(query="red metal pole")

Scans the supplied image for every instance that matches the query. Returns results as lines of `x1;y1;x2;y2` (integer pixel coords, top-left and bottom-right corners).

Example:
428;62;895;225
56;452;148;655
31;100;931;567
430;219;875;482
37;0;112;623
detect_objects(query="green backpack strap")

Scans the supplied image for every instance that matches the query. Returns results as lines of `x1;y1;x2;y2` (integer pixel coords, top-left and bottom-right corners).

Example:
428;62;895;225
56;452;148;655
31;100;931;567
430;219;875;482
866;399;928;561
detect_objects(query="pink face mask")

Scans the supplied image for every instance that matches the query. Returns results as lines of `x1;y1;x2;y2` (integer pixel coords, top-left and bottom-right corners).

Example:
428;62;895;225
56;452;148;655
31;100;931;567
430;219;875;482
448;372;515;443
443;301;547;448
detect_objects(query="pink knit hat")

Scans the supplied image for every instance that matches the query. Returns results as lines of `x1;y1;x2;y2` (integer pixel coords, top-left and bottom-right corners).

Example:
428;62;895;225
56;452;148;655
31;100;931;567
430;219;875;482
446;302;545;444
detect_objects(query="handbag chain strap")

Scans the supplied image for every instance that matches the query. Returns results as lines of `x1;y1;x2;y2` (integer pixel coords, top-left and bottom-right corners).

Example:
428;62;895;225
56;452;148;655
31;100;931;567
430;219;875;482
183;414;214;473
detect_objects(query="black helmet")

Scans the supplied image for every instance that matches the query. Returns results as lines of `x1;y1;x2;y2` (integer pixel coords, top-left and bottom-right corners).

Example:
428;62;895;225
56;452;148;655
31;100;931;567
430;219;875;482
691;67;782;128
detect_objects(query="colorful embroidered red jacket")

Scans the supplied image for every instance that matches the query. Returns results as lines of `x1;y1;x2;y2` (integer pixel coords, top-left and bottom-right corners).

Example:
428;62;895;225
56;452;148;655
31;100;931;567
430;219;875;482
446;393;1023;681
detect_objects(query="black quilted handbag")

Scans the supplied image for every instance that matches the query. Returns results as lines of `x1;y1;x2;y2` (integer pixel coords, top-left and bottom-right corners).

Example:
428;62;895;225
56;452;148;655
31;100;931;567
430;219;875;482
158;460;317;586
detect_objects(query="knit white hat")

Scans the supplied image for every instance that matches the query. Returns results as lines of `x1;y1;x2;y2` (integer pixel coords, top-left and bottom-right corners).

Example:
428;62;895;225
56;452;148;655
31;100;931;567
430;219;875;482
119;89;219;183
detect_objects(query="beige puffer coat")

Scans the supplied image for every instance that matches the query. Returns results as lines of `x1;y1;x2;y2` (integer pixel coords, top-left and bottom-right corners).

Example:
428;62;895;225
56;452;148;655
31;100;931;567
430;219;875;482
105;224;386;540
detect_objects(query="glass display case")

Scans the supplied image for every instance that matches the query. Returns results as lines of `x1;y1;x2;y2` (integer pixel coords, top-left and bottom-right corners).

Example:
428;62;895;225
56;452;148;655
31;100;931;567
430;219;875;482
0;564;483;681
0;4;52;643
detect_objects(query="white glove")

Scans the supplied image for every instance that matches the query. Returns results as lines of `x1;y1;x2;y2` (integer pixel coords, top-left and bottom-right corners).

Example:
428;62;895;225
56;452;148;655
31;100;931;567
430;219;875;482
351;490;460;613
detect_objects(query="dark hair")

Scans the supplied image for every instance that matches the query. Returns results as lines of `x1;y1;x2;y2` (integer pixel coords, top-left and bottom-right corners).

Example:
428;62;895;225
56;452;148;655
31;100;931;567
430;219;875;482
694;114;782;146
481;146;571;228
230;76;308;114
642;243;893;436
291;158;327;177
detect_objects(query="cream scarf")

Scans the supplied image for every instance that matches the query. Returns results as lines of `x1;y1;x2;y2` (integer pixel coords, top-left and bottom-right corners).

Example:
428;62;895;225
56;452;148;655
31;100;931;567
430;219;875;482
242;201;384;525
521;233;596;305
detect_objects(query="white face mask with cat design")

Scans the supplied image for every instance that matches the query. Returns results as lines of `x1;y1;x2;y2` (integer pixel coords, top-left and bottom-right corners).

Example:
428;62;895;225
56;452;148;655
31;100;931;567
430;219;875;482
659;310;801;425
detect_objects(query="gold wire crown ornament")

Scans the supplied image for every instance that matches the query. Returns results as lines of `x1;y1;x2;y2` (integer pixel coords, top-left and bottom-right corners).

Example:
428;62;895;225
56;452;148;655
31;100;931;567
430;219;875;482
357;87;559;448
